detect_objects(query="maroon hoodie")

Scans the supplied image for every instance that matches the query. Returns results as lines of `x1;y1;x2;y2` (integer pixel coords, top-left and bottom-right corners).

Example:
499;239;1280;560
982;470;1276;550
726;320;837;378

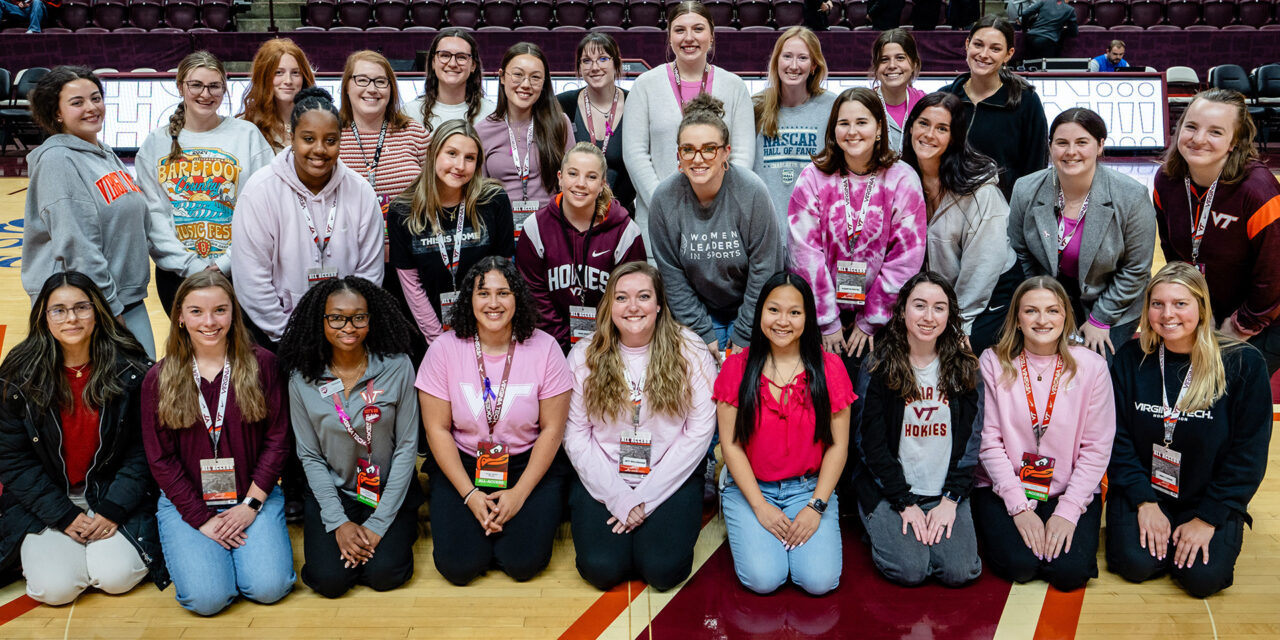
516;195;647;349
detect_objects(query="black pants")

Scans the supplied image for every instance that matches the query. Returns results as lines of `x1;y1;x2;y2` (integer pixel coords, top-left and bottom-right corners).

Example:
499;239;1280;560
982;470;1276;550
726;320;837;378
868;0;903;30
155;267;185;317
971;487;1101;591
1105;497;1244;598
910;0;941;29
968;261;1025;355
1246;322;1280;376
300;485;421;598
428;449;565;585
569;472;703;592
1022;35;1062;61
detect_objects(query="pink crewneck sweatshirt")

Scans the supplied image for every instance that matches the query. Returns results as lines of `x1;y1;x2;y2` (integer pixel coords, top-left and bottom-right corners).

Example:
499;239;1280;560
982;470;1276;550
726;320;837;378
563;328;719;522
975;345;1115;525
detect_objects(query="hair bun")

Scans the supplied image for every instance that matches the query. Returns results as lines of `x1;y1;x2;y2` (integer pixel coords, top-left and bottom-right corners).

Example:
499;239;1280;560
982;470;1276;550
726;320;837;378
294;85;332;105
682;93;724;119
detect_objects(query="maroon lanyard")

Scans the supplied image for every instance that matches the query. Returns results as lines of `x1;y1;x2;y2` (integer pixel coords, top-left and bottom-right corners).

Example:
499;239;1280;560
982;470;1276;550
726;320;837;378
474;337;516;437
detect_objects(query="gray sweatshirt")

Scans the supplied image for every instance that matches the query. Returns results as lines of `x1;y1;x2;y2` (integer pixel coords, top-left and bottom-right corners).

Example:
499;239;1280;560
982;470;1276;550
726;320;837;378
21;134;151;314
650;166;785;347
925;179;1018;333
288;353;419;537
752;91;837;236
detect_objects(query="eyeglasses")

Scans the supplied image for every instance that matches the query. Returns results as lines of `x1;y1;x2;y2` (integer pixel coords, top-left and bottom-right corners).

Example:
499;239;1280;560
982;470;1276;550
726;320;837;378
324;313;371;329
47;302;94;323
504;70;545;88
436;51;473;65
678;143;724;161
579;55;613;69
184;81;225;95
351;75;390;89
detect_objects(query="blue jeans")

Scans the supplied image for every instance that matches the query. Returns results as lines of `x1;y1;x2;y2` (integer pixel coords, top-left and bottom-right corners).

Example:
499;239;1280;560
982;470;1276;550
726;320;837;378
157;487;296;615
0;0;44;31
709;312;734;350
720;469;842;595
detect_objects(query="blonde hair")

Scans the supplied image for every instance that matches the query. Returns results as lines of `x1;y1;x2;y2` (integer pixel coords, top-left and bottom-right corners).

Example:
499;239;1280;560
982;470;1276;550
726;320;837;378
1137;262;1240;412
338;50;411;131
754;27;828;138
168;51;226;164
561;142;615;222
156;271;267;429
992;277;1078;385
395;118;501;236
583;262;710;422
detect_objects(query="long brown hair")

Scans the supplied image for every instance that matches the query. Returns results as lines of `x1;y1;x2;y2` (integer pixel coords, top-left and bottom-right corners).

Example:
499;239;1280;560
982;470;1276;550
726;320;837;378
168;51;226;163
156;271;266;429
871;272;978;402
582;262;708;422
395;118;502;236
812;87;898;176
237;38;316;146
338;50;411;132
489;42;569;195
418;27;486;134
1160;89;1260;185
992;276;1078;385
754;26;828;139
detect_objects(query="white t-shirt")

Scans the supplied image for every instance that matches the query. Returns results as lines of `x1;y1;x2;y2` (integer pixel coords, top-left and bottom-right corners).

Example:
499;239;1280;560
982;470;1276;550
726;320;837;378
898;357;952;497
402;96;496;133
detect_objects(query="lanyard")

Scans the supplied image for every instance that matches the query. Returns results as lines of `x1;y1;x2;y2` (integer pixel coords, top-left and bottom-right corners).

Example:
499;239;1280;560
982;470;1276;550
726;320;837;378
350;122;388;190
505;116;535;202
560;196;597;305
1158;345;1194;446
474;337;517;436
333;379;376;454
583;88;619;153
1055;188;1091;254
296;192;338;263
623;365;644;429
1019;353;1065;450
840;173;876;251
438;201;467;284
671;63;709;110
1184;177;1219;264
192;357;232;456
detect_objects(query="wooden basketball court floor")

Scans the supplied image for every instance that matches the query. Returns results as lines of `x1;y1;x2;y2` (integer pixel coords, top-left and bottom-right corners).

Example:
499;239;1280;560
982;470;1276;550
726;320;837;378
1;167;1279;639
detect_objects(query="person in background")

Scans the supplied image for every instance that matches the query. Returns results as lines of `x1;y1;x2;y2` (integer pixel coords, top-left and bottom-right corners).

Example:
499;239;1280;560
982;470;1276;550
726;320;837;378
1087;40;1129;73
803;0;833;31
1106;262;1272;598
870;29;927;154
939;15;1049;199
477;43;575;239
389;119;514;345
1007;107;1155;362
404;28;496;133
517;142;646;352
856;272;984;587
752;26;836;235
137;51;274;315
564;261;717;591
900;92;1019;354
141;271;294;616
238;38;316;153
557;33;636;214
0;0;44;32
21;66;157;358
1011;0;1078;61
624;0;755;247
715;273;853;595
0;272;163;605
1152;89;1280;375
973;276;1114;592
232;86;385;347
279;277;422;598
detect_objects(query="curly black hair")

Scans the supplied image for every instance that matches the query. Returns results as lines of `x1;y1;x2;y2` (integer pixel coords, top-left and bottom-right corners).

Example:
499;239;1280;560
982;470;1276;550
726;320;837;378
277;276;415;383
449;256;538;343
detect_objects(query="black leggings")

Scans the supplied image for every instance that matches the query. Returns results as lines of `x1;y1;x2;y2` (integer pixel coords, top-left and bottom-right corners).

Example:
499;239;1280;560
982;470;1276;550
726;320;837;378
1105;496;1244;598
300;485;421;598
971;487;1101;591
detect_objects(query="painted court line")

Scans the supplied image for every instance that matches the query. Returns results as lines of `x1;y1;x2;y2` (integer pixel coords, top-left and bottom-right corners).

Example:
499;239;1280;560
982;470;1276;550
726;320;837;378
1033;585;1086;639
993;580;1048;640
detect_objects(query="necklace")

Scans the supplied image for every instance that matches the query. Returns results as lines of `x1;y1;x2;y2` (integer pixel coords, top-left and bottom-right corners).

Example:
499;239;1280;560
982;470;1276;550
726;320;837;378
1027;356;1054;381
332;359;368;390
65;362;89;378
766;355;804;408
587;91;614;115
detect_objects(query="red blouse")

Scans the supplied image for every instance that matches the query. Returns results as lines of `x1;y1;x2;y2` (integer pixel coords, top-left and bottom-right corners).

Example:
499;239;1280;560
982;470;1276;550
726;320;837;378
60;364;101;487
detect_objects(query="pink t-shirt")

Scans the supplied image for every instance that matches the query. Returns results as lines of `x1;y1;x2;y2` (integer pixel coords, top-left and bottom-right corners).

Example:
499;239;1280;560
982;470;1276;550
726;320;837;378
666;63;716;110
712;349;856;482
417;329;573;455
1058;215;1084;279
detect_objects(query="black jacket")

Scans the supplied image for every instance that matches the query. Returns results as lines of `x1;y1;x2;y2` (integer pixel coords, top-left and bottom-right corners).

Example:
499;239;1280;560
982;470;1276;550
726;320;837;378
555;88;636;215
855;367;984;516
939;73;1049;200
0;357;168;588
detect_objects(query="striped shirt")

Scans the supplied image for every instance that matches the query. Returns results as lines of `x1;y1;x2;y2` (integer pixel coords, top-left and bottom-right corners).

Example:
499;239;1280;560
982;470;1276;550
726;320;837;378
340;119;430;210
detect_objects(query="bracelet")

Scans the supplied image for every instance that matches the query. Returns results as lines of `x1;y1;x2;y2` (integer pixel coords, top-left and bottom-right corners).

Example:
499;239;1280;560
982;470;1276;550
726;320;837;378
1086;315;1111;331
462;487;479;505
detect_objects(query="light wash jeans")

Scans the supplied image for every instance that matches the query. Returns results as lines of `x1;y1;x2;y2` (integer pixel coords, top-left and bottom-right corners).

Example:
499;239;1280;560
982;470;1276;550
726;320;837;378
720;469;842;595
157;487;296;615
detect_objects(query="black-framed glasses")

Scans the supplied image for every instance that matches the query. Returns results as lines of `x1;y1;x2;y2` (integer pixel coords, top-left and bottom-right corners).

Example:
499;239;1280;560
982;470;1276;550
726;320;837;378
324;313;370;329
47;302;94;323
436;51;473;65
678;143;724;161
184;81;226;95
351;75;390;89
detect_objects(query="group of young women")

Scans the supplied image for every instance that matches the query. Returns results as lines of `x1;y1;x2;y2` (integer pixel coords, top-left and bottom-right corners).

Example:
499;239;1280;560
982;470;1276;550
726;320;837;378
3;0;1276;616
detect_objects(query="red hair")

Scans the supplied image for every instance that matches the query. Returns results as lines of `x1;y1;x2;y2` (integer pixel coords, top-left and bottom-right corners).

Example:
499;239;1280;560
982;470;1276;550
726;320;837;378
237;38;316;145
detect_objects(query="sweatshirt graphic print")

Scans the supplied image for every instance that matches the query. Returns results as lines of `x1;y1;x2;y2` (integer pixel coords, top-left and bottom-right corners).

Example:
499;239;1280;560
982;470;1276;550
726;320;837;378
152;148;245;259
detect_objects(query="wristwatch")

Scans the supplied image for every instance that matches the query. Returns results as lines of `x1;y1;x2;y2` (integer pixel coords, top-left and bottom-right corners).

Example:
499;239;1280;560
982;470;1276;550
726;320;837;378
806;497;828;514
242;496;263;513
942;491;963;505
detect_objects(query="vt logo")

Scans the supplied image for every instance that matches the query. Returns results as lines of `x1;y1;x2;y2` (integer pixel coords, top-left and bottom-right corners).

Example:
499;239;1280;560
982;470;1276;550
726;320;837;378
1211;209;1238;230
912;406;939;421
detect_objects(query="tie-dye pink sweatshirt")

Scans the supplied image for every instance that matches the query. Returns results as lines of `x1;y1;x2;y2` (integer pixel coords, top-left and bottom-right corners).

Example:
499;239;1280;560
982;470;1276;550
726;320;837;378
787;161;927;336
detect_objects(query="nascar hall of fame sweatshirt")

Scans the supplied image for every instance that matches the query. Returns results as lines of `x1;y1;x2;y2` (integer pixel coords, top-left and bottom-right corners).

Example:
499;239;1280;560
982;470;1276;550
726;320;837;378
752;90;837;234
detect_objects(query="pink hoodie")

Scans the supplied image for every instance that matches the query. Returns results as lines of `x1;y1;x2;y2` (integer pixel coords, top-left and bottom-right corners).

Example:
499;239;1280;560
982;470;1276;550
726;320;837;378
787;161;927;336
975;346;1115;525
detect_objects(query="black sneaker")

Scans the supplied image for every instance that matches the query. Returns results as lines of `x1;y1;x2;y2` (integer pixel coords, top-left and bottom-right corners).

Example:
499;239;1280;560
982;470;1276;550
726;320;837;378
284;499;303;524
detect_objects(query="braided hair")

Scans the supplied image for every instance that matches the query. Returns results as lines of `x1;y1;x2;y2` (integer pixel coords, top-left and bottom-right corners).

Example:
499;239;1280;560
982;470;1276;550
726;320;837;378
277;277;415;383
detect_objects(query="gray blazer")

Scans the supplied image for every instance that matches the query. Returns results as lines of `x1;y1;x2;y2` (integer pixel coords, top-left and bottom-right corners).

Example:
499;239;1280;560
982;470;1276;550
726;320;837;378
1007;164;1156;327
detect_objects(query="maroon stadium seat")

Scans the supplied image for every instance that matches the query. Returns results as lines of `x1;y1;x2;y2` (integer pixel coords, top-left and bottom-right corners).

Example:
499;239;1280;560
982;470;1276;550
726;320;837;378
128;0;162;28
517;0;552;28
775;0;804;25
843;0;868;27
365;24;398;30
513;24;549;31
58;0;92;29
1220;23;1254;30
446;0;480;28
628;0;664;28
1147;23;1180;30
200;0;232;30
1089;0;1127;27
735;0;770;27
408;0;441;28
1164;0;1199;26
592;0;625;27
1070;0;1090;25
555;0;590;28
590;24;624;31
1201;0;1236;27
337;0;371;27
703;0;734;26
91;0;128;30
1237;0;1270;26
1128;0;1164;27
481;0;515;28
372;0;408;27
164;0;199;29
